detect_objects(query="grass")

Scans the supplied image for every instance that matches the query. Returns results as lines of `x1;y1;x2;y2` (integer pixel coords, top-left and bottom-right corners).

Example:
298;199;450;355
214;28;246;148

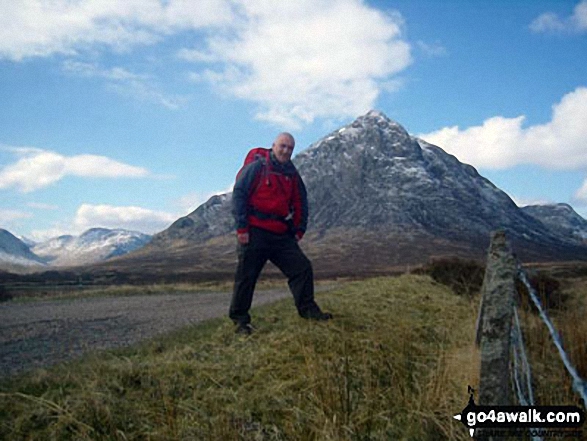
0;274;479;440
7;277;338;303
6;282;227;303
518;275;587;408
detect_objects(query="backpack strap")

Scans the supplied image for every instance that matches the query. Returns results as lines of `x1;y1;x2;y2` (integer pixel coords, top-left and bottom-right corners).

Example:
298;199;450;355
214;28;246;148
249;208;295;234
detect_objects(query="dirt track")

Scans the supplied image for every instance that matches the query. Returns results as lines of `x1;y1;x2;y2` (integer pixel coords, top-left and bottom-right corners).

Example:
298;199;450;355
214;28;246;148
0;288;302;378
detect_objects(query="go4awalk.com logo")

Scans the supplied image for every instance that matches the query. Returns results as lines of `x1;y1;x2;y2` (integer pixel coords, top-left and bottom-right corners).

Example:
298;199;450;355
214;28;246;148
453;387;585;438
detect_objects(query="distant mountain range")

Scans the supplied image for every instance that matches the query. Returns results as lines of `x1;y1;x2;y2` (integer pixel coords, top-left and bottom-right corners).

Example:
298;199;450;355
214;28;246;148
2;110;586;281
0;228;151;269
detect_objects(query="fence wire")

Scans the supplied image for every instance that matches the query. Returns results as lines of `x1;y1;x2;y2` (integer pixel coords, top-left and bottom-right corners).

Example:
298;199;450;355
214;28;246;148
511;306;543;441
511;307;535;406
517;265;587;407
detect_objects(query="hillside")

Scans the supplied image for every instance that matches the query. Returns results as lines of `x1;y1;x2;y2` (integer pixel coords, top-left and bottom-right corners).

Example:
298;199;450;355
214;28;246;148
0;229;45;268
0;275;479;440
522;203;587;244
2;269;584;439
91;111;587;282
32;228;152;267
4;111;586;283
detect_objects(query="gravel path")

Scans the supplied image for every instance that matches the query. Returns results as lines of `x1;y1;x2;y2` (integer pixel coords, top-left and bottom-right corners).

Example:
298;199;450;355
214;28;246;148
0;287;318;378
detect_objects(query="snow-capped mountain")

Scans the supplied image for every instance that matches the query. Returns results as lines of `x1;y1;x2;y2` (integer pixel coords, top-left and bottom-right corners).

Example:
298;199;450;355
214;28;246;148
128;110;586;278
521;203;587;243
0;229;46;267
18;236;38;249
32;228;152;267
30;235;75;264
152;193;233;245
297;111;538;241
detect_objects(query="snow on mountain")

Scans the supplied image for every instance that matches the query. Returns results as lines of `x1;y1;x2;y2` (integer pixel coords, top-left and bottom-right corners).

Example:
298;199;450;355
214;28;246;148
18;236;38;249
143;110;587;268
32;228;152;267
289;111;566;249
521;203;587;243
0;229;46;267
31;235;75;263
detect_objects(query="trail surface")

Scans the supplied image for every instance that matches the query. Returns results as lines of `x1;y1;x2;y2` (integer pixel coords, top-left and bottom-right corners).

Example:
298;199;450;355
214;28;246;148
0;287;317;378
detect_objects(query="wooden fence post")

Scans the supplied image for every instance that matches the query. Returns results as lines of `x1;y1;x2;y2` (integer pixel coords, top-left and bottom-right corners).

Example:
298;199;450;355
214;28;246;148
478;230;516;407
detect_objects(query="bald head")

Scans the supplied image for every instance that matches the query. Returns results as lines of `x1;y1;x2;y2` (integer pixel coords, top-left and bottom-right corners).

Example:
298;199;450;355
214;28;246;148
276;132;294;144
272;132;295;164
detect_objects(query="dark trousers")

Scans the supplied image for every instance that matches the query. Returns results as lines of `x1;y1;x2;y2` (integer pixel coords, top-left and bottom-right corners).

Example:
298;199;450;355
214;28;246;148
229;227;319;325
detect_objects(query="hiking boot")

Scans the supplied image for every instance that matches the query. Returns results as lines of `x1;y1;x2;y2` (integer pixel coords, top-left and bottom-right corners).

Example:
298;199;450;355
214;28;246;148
235;323;254;335
301;309;333;321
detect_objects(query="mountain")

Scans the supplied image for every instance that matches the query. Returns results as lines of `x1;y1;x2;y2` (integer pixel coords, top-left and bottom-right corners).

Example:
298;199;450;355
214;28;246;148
521;203;587;244
0;229;46;267
151;194;233;246
31;235;75;264
32;228;152;267
18;236;38;249
91;111;587;281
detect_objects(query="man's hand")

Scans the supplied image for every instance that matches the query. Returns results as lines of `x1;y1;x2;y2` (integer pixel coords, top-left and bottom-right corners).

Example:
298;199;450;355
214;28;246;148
237;232;250;245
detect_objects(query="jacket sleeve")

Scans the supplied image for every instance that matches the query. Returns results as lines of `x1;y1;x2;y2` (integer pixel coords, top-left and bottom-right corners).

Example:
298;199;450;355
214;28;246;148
292;173;308;238
232;160;263;234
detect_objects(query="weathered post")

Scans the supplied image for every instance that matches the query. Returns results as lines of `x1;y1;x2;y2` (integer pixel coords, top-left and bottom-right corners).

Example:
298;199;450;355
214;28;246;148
478;230;516;408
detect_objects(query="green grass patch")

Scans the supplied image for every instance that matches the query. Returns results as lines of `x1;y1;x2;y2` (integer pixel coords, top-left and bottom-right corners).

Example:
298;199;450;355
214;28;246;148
0;275;479;440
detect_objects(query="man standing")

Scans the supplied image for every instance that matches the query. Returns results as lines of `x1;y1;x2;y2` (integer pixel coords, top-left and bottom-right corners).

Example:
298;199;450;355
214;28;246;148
229;132;332;335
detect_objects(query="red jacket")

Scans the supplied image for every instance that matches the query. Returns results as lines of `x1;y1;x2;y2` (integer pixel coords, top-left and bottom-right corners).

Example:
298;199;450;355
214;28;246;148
232;150;308;238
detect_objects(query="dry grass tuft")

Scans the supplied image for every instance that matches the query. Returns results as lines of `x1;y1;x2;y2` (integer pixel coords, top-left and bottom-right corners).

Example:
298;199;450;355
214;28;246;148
519;276;587;408
0;275;483;440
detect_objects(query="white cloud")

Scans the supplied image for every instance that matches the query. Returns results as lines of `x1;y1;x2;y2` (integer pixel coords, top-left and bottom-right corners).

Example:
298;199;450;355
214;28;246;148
63;61;147;82
0;208;32;224
28;203;177;240
0;0;412;128
0;0;235;61
27;202;59;210
177;48;220;63
63;60;187;109
576;179;587;203
73;204;176;234
28;226;72;242
0;147;150;192
419;87;587;170
187;0;412;128
0;209;33;237
530;0;587;34
416;40;448;58
176;186;232;215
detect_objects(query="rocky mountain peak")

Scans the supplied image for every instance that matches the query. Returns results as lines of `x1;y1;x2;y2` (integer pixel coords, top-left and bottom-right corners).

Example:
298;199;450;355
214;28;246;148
545;203;575;214
138;112;587;270
302;110;420;163
356;109;407;132
522;203;587;242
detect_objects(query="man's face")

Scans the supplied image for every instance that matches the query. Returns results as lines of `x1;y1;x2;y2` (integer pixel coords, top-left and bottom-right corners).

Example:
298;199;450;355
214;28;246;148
272;134;295;164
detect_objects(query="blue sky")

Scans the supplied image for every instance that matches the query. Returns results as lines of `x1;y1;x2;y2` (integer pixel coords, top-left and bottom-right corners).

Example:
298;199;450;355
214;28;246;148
1;0;586;241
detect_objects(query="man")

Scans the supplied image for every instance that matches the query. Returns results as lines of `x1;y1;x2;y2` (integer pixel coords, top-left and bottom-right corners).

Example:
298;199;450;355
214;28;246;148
229;132;332;335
